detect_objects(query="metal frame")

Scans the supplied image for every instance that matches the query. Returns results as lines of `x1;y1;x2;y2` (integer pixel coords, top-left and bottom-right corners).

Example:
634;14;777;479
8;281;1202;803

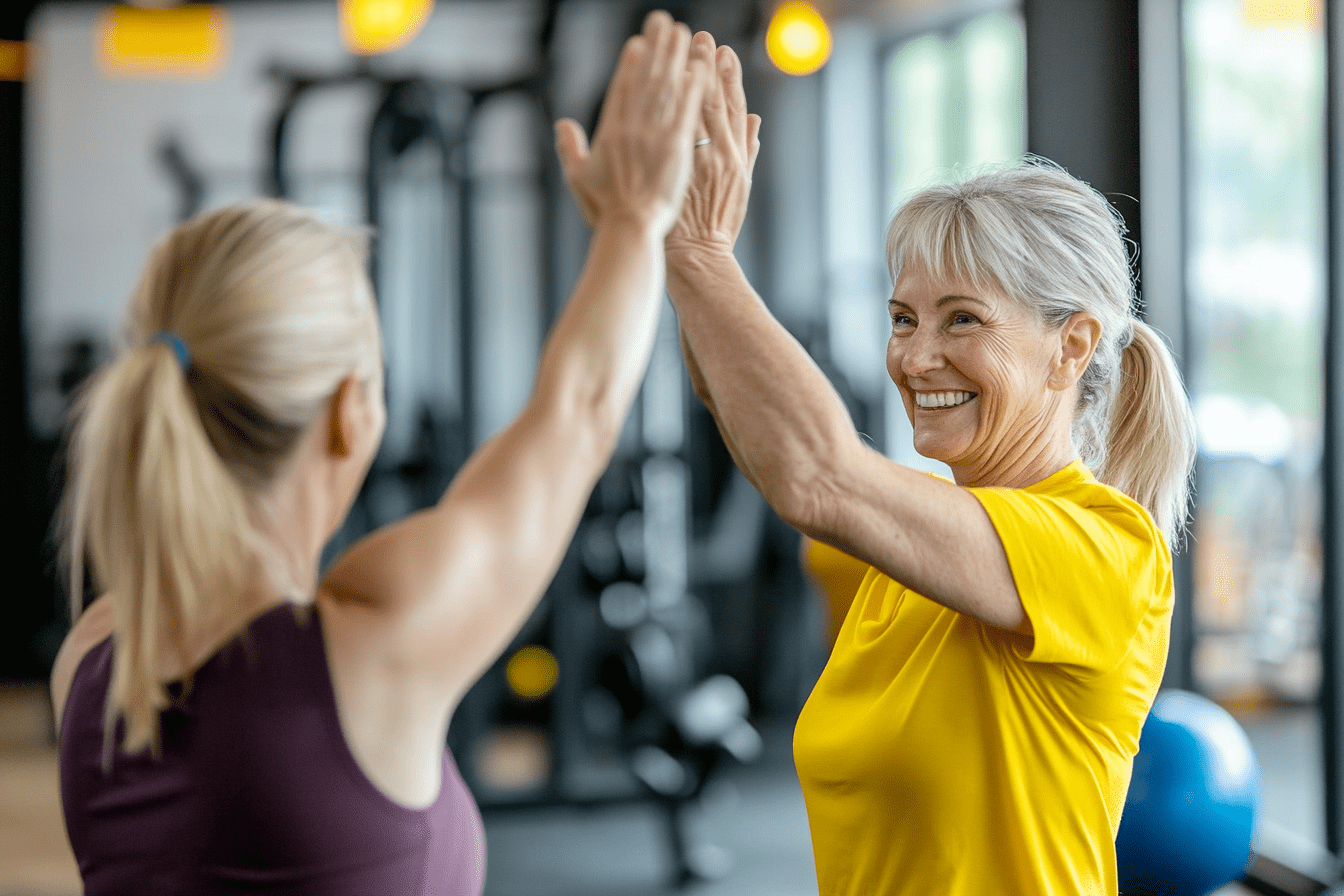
1324;0;1344;863
0;1;45;680
1137;0;1195;694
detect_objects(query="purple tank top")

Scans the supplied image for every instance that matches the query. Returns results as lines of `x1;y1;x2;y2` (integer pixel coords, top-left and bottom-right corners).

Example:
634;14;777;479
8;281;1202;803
59;603;486;896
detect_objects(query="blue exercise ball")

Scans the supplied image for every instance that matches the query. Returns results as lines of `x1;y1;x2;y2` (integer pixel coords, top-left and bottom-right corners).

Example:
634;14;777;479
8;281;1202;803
1115;690;1261;896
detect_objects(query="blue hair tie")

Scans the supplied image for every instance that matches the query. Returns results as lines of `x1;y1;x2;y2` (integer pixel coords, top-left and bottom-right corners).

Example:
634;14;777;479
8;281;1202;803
151;331;191;372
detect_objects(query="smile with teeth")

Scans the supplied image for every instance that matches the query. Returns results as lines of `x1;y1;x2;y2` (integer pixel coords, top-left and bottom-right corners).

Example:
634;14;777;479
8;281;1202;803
914;390;976;410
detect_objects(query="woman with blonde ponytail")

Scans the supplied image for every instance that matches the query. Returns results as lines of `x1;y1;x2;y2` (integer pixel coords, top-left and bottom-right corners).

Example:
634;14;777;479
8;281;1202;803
51;13;711;895
661;31;1195;896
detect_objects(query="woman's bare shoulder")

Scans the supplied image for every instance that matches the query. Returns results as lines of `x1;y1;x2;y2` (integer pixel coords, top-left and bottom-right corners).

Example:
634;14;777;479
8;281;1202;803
50;595;114;730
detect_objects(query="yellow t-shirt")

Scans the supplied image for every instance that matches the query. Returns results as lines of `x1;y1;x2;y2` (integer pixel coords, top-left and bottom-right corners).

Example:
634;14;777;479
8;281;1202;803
792;460;1171;896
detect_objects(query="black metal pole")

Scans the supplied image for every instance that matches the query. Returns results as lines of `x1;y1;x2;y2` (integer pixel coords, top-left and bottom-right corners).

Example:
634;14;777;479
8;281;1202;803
1321;0;1344;857
0;3;47;679
458;98;479;467
266;81;306;198
1023;0;1142;268
1155;0;1198;693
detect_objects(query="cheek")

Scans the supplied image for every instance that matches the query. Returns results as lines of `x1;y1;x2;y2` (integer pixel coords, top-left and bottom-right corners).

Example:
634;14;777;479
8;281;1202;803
978;336;1037;390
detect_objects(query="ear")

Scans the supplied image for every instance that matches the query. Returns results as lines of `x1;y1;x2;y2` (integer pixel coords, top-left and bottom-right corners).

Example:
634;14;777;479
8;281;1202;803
1048;312;1102;391
327;375;360;458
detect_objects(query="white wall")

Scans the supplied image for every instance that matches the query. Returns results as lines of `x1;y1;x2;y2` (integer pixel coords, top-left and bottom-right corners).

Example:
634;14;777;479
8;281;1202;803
23;0;615;442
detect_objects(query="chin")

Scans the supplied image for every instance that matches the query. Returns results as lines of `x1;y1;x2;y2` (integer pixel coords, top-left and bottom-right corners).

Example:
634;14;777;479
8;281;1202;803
911;421;964;453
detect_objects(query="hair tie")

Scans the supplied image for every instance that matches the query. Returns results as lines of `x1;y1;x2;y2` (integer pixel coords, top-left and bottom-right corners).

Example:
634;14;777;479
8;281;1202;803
151;331;191;372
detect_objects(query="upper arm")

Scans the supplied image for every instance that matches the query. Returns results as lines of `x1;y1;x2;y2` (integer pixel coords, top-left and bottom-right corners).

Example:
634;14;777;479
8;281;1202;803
795;445;1026;630
319;390;610;699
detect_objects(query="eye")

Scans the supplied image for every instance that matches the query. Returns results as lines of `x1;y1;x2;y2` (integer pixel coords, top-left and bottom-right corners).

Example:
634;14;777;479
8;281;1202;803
950;311;979;326
890;310;915;329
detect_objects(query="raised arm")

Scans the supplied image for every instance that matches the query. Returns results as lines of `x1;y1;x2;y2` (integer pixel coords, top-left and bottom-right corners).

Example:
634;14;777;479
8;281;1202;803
665;36;1025;631
319;12;712;703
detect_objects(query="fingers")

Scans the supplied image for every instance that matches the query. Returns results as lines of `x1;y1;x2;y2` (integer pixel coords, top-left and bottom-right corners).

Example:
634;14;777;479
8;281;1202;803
718;46;750;152
603;33;648;123
673;34;715;143
554;118;599;224
643;12;686;80
640;11;693;123
695;33;732;147
553;118;590;180
746;113;762;175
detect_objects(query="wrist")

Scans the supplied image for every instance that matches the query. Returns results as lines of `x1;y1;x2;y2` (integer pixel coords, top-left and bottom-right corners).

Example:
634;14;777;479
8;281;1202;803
665;239;741;284
593;208;667;247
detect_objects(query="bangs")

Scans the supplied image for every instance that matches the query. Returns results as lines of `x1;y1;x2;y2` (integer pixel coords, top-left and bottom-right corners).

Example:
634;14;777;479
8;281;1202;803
885;187;1028;305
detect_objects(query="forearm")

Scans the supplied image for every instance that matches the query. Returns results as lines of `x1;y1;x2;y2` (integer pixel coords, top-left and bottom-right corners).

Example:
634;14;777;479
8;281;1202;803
435;215;663;557
666;250;863;530
534;214;665;458
368;214;666;673
678;321;771;496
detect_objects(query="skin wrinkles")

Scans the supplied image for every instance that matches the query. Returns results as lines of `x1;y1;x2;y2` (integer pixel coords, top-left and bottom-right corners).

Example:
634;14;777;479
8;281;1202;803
887;266;1085;490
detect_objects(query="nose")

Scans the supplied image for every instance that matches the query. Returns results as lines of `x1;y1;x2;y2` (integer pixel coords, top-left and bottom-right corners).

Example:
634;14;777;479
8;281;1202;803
892;324;943;379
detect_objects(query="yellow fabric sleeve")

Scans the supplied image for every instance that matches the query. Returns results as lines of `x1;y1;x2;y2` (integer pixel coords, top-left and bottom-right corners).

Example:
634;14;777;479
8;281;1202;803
970;483;1167;676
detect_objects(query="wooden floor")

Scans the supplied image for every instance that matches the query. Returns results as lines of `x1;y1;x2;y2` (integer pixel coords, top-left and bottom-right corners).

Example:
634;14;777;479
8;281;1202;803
0;684;79;896
0;679;1275;896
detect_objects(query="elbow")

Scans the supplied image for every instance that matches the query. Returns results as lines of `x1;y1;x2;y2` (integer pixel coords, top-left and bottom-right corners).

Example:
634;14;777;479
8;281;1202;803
690;377;714;410
571;386;625;468
767;462;836;539
533;373;625;477
763;434;864;539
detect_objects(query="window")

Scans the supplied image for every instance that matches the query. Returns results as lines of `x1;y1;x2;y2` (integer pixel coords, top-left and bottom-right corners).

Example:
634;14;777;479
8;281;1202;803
1184;0;1327;846
881;9;1026;470
884;10;1025;212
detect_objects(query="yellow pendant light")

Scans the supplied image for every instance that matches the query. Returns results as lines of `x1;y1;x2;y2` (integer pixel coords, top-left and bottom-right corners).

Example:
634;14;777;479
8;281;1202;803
340;0;435;56
766;0;832;77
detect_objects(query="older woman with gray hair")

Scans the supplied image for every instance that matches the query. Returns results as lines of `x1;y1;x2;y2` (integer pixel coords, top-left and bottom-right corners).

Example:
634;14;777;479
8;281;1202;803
638;30;1197;896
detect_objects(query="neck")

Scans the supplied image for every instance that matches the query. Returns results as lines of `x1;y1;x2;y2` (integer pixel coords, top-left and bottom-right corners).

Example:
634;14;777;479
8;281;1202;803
950;441;1076;490
168;492;326;677
949;401;1079;489
251;450;332;602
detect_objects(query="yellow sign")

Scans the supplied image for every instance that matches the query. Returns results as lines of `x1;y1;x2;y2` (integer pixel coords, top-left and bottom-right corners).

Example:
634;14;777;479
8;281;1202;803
99;5;230;79
1243;0;1321;27
340;0;435;56
766;1;832;77
0;41;26;82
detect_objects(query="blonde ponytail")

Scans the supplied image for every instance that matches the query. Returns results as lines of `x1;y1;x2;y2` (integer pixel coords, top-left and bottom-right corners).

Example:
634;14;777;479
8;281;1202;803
62;200;381;756
1098;321;1197;548
67;344;254;756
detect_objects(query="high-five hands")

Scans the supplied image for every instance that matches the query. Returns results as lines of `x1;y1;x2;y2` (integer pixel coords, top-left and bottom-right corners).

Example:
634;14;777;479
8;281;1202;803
665;32;762;261
554;11;713;238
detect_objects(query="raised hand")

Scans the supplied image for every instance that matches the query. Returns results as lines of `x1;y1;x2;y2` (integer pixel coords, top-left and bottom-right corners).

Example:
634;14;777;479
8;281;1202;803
665;33;762;261
554;11;712;238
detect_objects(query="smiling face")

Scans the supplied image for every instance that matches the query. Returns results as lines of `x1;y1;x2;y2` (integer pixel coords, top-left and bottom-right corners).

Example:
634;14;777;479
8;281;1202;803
886;266;1088;488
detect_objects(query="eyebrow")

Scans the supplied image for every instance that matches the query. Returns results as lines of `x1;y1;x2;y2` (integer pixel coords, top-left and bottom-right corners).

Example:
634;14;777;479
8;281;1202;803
888;294;990;310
